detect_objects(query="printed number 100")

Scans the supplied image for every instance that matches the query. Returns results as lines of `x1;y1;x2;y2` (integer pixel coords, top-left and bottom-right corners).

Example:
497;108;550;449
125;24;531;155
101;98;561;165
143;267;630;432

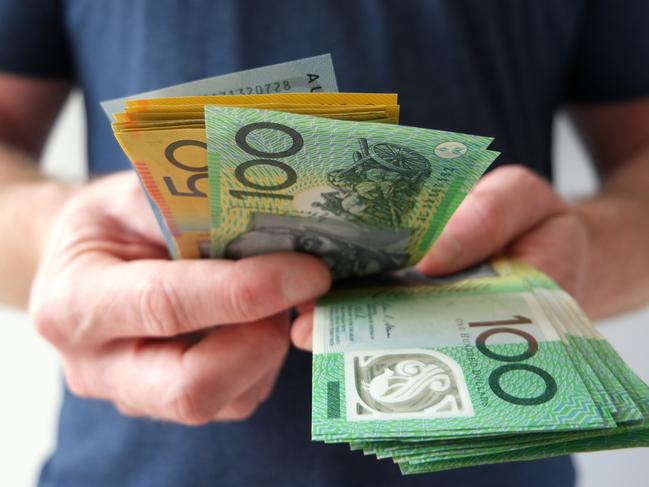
469;315;558;406
230;122;304;201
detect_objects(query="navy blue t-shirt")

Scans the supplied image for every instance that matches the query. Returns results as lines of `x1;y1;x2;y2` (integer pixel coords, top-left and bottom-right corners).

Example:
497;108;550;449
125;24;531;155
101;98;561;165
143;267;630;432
2;1;649;486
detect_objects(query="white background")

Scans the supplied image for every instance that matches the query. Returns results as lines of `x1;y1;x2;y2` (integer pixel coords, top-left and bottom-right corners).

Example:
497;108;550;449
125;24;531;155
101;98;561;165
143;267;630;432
0;94;647;486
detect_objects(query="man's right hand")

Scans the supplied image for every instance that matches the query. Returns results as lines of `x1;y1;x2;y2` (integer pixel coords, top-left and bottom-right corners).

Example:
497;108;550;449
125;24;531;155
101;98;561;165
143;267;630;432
29;171;331;425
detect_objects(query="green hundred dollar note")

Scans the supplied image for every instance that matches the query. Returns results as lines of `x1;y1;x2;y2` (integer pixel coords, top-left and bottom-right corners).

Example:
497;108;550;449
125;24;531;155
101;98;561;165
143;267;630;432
310;280;611;441
310;260;649;473
205;106;499;278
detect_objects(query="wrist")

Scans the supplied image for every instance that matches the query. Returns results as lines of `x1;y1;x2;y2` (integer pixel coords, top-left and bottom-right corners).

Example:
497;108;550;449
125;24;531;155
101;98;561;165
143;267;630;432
0;179;79;308
28;180;81;262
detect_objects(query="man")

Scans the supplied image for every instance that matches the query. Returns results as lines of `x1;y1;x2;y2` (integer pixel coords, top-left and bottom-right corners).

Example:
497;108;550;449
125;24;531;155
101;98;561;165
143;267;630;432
1;1;649;486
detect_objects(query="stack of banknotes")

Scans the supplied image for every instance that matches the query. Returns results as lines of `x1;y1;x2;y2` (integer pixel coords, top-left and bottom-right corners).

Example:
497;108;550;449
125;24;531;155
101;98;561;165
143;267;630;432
106;55;649;474
313;259;649;473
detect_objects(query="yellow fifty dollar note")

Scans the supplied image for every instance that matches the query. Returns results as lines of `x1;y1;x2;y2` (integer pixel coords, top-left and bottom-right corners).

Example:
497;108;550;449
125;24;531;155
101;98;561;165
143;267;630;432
113;93;399;258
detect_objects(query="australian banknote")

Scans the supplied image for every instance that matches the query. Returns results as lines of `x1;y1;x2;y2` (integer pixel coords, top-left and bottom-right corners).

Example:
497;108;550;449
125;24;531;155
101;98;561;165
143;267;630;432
101;53;338;119
311;259;649;474
205;106;499;278
113;93;400;258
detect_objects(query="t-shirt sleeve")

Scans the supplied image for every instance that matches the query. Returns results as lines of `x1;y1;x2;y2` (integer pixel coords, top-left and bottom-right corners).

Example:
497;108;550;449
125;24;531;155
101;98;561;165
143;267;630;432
0;0;72;78
566;0;649;103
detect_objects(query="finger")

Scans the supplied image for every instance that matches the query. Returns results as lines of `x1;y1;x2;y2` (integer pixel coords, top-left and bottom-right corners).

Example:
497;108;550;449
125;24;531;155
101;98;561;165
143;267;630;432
167;315;289;424
213;367;281;421
116;370;276;422
42;252;330;345
416;166;567;276
509;213;589;299
86;171;169;247
72;314;290;425
114;401;146;418
291;310;314;351
295;300;315;315
255;364;282;404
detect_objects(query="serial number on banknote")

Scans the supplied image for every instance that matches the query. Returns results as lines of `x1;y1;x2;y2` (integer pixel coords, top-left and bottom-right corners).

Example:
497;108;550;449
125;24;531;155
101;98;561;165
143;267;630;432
215;81;295;96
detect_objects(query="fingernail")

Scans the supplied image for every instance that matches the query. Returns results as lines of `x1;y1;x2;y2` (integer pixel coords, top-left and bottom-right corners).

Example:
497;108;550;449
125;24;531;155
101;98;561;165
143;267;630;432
281;259;331;303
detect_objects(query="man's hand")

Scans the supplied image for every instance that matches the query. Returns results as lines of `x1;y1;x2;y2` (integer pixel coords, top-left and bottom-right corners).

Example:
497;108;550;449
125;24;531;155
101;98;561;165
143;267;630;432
291;165;591;351
414;165;588;297
29;171;331;424
291;100;649;352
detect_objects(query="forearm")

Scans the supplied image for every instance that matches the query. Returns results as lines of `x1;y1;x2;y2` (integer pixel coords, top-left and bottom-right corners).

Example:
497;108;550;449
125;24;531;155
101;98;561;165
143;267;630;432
574;147;649;319
0;142;75;308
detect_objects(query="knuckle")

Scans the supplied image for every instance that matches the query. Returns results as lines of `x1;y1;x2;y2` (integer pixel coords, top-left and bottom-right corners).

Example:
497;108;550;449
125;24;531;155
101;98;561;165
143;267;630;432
508;166;548;197
225;270;265;322
250;319;289;361
224;396;261;421
502;165;538;185
502;166;565;209
115;403;140;418
29;292;68;346
255;376;278;405
231;400;260;421
30;300;60;342
257;385;274;404
264;323;290;358
137;273;187;337
470;187;506;238
168;383;212;426
62;363;92;398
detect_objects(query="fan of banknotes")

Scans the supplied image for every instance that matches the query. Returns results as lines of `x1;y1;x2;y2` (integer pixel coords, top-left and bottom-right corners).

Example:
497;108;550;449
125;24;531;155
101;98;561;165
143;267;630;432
313;259;649;473
106;55;649;474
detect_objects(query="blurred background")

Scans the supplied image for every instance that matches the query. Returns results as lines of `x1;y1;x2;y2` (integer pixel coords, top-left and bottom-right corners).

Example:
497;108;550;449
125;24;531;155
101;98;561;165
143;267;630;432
0;93;647;486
